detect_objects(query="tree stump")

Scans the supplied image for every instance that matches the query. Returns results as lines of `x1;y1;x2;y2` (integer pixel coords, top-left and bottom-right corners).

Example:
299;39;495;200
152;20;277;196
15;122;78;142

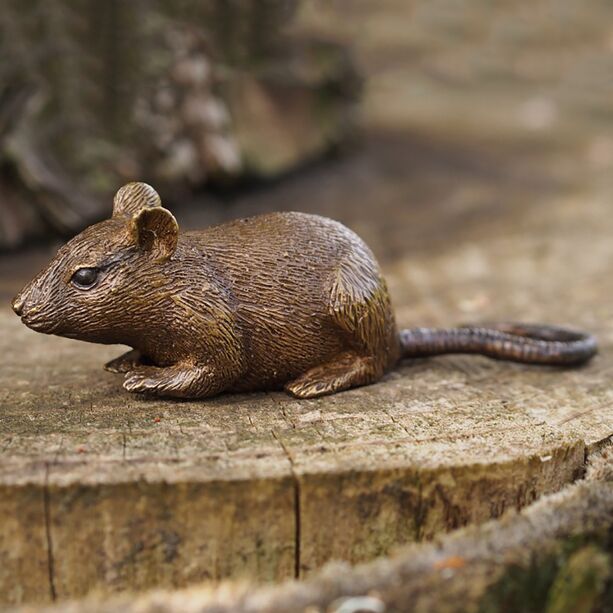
9;447;612;613
2;145;613;607
2;175;612;603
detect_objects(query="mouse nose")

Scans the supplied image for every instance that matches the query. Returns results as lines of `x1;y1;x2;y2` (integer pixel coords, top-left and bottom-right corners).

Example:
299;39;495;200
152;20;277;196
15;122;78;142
12;294;25;316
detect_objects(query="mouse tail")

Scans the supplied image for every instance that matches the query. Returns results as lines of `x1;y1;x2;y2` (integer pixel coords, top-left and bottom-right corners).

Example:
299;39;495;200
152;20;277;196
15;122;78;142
398;322;598;366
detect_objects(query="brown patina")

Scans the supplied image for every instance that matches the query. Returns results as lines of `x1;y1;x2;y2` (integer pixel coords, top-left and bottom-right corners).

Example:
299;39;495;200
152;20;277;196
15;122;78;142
12;183;598;399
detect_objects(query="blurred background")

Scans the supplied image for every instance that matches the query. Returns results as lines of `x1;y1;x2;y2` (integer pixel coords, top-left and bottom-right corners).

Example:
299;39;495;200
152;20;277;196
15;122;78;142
1;0;613;316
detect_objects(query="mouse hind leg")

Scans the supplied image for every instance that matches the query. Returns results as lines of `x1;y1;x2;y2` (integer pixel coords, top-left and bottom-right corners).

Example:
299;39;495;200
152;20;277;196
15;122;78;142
285;256;398;399
285;351;383;398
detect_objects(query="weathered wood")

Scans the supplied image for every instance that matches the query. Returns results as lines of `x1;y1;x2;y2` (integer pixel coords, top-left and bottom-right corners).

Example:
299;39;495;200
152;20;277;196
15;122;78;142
3;152;613;604
17;447;609;613
2;169;613;602
2;306;599;602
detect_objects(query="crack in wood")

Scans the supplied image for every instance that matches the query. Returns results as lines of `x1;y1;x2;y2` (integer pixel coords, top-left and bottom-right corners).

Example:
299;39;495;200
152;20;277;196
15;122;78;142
271;429;301;579
43;463;57;601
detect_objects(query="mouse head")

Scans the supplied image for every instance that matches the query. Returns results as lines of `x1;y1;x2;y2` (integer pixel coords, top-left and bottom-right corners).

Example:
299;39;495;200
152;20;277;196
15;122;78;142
12;183;179;343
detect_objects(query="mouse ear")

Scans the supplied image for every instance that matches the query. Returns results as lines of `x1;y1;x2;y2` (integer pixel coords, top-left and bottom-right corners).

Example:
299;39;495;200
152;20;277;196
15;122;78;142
113;182;161;217
130;207;179;261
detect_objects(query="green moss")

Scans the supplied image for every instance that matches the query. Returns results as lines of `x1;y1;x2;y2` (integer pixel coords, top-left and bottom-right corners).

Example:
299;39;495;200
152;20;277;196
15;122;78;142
545;546;611;613
479;537;612;613
479;555;559;613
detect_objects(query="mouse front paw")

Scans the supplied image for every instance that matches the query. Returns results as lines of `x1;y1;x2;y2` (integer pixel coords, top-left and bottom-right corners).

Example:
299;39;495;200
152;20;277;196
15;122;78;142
122;363;224;399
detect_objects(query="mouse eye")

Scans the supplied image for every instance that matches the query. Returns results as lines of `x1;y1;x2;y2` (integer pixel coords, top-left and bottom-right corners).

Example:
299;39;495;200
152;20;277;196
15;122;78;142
71;267;99;289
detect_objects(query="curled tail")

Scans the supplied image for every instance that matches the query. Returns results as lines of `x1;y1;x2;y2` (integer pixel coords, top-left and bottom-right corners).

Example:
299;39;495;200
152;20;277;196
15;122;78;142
399;322;597;366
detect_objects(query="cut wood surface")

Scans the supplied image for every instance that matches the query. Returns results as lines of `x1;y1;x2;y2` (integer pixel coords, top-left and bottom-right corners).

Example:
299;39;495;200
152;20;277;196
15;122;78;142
2;176;613;605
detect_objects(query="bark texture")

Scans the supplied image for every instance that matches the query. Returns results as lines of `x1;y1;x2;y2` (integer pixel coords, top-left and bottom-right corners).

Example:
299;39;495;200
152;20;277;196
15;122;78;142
8;448;613;613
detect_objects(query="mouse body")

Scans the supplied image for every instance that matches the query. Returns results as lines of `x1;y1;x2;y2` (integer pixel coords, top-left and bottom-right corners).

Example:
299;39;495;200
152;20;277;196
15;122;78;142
12;183;597;399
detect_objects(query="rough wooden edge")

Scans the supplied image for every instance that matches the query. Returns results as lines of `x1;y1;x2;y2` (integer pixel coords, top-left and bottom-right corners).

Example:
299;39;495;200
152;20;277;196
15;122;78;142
0;435;589;606
10;442;612;613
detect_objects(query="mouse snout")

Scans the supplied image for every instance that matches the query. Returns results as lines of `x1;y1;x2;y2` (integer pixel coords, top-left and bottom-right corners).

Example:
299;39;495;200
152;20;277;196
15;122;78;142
12;289;29;317
12;293;25;316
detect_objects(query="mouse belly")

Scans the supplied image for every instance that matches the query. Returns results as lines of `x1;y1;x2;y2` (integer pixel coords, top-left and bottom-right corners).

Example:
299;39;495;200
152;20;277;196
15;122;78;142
228;311;349;392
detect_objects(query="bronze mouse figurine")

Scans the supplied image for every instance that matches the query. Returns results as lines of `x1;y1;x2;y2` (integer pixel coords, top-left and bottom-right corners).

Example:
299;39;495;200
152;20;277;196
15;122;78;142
12;182;597;399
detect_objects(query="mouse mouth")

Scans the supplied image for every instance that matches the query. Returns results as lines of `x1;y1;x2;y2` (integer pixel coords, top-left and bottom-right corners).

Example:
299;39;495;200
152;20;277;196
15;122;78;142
21;316;47;332
20;311;58;334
